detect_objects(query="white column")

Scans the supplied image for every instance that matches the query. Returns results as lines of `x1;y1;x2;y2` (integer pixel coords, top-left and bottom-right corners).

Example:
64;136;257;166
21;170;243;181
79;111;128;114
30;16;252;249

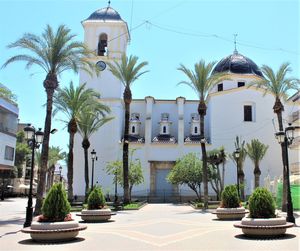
145;96;154;144
176;97;185;145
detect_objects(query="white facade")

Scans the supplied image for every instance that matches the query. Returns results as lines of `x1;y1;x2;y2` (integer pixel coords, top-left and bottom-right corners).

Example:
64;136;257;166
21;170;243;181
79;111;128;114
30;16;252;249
0;94;18;170
73;6;300;199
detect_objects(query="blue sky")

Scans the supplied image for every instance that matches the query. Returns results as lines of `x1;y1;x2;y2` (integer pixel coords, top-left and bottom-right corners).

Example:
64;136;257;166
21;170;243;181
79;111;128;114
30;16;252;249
0;0;299;155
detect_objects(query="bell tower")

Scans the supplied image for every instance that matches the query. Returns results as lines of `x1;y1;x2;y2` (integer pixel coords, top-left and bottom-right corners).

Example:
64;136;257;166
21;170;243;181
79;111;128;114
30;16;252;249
80;4;130;99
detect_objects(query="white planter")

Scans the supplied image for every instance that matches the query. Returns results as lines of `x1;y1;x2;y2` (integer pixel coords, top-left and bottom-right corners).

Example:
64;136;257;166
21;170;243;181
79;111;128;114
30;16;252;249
77;208;115;222
21;220;87;242
213;207;247;220
234;217;294;237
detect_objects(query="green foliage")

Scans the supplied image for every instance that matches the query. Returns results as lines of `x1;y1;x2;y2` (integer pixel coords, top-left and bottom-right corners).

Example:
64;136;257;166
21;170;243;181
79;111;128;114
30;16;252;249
41;183;71;221
249;187;276;218
106;149;144;189
249;63;299;99
0;84;17;102
14;142;30;167
87;186;106;210
246;139;269;166
106;54;149;88
221;185;240;208
167;153;202;200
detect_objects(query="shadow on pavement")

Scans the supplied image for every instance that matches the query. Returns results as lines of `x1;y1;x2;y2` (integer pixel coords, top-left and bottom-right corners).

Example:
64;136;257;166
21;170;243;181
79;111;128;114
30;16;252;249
78;219;115;224
234;234;296;241
18;237;85;245
0;217;24;226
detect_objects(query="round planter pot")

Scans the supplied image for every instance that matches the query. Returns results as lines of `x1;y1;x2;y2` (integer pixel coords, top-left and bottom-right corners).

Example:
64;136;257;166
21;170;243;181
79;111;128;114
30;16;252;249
77;208;115;222
234;217;294;237
21;220;87;242
212;207;248;220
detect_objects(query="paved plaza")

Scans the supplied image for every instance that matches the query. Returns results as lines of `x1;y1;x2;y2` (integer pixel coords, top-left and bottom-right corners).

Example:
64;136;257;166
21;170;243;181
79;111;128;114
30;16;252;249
0;198;299;251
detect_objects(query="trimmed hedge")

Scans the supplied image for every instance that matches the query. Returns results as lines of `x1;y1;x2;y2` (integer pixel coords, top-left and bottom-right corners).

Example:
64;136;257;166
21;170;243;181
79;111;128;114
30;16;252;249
87;186;106;210
41;183;71;221
221;185;240;208
249;187;275;218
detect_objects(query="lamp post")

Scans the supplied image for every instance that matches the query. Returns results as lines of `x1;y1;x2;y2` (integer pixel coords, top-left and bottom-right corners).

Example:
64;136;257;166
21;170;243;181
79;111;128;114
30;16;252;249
275;124;298;223
23;124;44;228
234;148;240;200
59;165;63;182
91;149;97;190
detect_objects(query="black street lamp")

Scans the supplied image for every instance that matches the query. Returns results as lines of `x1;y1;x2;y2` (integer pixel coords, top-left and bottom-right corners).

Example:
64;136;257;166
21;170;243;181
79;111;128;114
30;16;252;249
23;124;44;228
91;149;97;190
234;148;240;200
59;165;63;182
275;125;299;223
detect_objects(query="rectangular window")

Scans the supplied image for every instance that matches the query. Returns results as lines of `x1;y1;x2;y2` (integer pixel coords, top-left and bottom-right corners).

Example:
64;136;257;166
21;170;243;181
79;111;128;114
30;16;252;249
238;82;245;87
217;83;223;92
4;146;14;161
244;105;252;121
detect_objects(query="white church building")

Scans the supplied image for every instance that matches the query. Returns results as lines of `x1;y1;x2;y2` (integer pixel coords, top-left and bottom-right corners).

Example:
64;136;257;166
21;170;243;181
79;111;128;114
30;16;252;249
73;5;299;200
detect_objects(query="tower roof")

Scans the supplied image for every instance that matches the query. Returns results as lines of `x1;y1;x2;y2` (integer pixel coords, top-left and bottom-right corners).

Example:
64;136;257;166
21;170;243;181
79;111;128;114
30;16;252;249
85;7;124;22
212;52;263;77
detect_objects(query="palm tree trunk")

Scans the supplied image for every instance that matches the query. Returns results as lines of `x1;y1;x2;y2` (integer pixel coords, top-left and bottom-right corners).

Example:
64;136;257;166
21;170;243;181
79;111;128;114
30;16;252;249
123;87;131;204
34;73;58;215
254;163;261;189
82;138;90;198
274;98;287;211
67;118;77;202
198;100;208;209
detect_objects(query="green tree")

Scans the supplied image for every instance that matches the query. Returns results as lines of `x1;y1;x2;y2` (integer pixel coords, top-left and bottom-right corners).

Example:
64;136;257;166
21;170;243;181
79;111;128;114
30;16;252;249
14;131;31;175
46;146;66;191
0;83;17;102
178;60;227;208
78;110;113;197
207;147;226;199
53;82;109;201
246;139;269;189
250;63;299;211
107;54;148;204
2;25;96;214
229;136;247;200
167;153;203;201
106;150;144;202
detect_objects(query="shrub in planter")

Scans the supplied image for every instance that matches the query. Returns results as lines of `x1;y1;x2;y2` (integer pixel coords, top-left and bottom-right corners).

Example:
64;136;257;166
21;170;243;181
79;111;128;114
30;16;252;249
21;183;87;242
213;185;246;220
77;187;114;222
87;186;106;209
234;187;293;237
221;185;240;208
41;183;71;222
248;187;275;218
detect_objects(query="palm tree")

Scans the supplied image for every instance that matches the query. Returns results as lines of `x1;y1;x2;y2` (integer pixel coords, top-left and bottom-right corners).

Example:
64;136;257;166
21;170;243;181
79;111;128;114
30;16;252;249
229;136;247;200
246;139;268;189
106;54;148;204
53;82;109;201
78;110;113;197
2;24;96;214
250;63;299;210
178;60;226;209
46;147;66;191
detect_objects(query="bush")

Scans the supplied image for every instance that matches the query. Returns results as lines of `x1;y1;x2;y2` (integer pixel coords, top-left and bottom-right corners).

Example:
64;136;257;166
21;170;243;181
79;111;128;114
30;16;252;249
87;186;106;210
221;185;240;208
41;183;71;222
249;187;275;218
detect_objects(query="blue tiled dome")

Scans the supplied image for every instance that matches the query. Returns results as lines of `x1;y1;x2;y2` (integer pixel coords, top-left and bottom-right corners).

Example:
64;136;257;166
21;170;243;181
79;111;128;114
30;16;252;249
212;52;263;77
86;7;123;21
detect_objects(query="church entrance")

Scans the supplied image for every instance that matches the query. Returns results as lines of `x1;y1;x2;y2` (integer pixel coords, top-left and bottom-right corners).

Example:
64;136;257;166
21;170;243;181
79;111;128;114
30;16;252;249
149;161;178;202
